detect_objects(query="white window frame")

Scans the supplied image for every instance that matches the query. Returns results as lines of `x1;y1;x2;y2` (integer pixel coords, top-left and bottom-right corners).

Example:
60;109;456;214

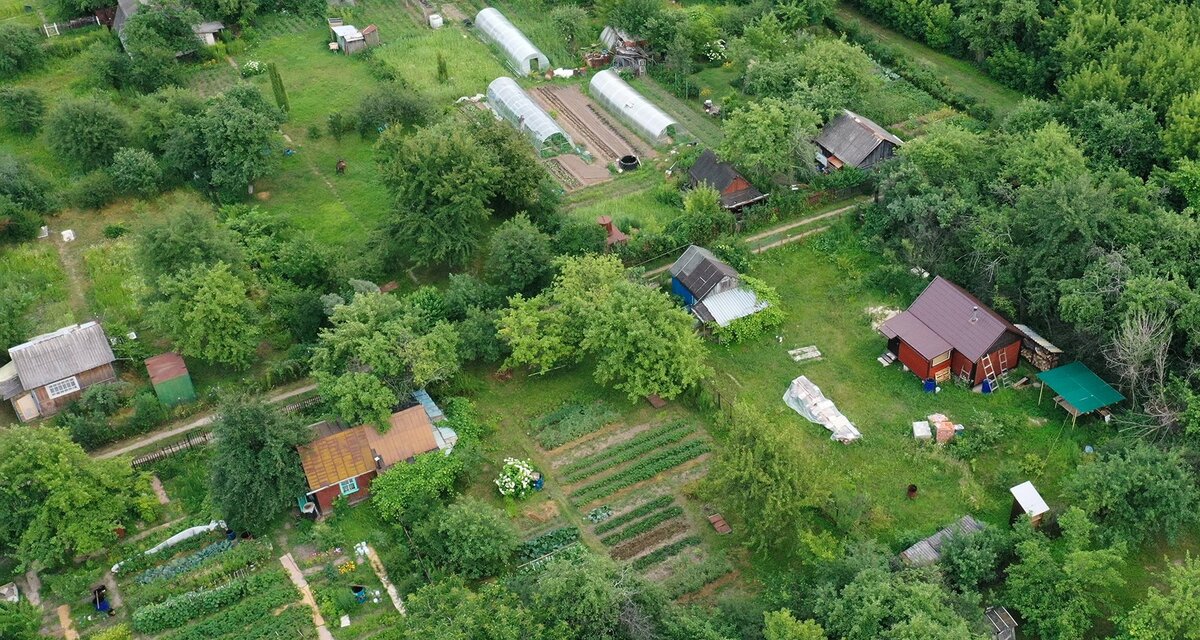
45;376;80;399
338;478;359;496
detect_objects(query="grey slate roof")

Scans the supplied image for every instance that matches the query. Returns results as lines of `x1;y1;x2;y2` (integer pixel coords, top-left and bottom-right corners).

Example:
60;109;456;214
669;245;738;300
688;149;767;209
7;322;115;391
898;515;985;567
880;276;1020;363
815;110;903;168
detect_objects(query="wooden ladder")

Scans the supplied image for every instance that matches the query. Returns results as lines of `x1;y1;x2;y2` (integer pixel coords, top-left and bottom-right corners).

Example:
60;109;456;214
981;354;999;387
997;348;1009;373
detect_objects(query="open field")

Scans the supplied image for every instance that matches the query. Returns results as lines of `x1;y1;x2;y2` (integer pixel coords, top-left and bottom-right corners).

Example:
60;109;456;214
835;3;1025;116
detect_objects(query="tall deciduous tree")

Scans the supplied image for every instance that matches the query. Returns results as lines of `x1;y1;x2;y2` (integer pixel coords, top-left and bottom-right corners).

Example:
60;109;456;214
719;98;820;183
486;214;554;296
1119;555;1200;639
209;397;310;532
0;427;156;569
764;610;827;640
376;121;501;267
532;552;630;640
135;207;243;282
151;261;262;368
0;24;43;79
311;292;460;428
414;498;518;579
0;87;44;135
201;85;283;198
397;579;549;639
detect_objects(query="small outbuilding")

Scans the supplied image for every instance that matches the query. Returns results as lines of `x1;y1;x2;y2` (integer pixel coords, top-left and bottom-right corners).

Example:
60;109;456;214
815;109;903;171
878;276;1023;387
898;515;985;566
1014;323;1063;371
688;149;768;211
145;352;196;407
984;606;1018;640
669;245;769;328
589;69;677;142
1037;361;1124;426
475;8;549;74
1009;480;1050;527
192;21;224;46
329;20;377;55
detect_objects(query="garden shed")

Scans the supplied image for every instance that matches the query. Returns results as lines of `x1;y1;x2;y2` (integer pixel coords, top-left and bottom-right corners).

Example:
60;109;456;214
589;69;677;142
1;322;117;422
1036;361;1124;426
144;352;195;406
878;276;1023;387
985;606;1018;640
1009;481;1050;527
898;515;984;566
688;149;768;211
669;246;767;327
474;8;549;75
487;77;572;149
815;110;903;170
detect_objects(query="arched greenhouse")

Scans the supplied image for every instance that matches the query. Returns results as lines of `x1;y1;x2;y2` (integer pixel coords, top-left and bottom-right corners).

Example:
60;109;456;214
475;8;549;75
486;77;571;150
588;69;678;142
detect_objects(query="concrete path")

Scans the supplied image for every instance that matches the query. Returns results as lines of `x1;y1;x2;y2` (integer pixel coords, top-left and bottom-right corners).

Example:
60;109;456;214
93;382;317;460
55;605;78;640
364;545;406;615
280;552;334;640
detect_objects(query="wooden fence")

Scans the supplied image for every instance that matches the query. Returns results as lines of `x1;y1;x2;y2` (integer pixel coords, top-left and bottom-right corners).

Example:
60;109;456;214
131;430;213;468
42;15;99;36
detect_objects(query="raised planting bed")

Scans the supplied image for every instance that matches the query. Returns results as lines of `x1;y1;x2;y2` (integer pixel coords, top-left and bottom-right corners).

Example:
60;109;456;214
611;520;690;561
158;582;306;640
570;440;711;504
662;552;733;598
600;507;685;546
560;421;696;483
131;569;289;634
123;540;275;609
631;536;702;571
593;496;674;534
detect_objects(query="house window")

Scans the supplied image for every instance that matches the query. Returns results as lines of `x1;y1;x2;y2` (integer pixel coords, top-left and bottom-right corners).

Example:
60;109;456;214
931;352;951;366
338;478;359;496
45;376;80;399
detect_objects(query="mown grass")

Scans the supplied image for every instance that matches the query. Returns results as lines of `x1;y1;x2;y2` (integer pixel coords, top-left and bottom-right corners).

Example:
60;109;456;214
566;173;682;233
835;3;1024;116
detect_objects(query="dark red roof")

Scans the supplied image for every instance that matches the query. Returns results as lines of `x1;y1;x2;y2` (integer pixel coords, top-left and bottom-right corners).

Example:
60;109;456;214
145;352;189;385
881;277;1020;362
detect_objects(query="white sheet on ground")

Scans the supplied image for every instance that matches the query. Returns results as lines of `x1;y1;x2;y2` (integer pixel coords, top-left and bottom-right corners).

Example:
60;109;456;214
112;519;227;573
783;376;862;442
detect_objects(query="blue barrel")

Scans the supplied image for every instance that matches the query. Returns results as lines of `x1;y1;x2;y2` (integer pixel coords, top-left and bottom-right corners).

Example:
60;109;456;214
923;378;936;393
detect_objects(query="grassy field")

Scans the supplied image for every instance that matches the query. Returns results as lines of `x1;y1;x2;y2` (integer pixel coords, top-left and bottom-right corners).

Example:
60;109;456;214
564;170;682;233
835;2;1025;116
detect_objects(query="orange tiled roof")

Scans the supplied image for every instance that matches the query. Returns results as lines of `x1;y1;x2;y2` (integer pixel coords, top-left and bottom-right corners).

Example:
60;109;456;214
298;427;374;491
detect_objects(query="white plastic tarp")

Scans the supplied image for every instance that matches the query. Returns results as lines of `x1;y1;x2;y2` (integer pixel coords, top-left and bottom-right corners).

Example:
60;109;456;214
783;376;861;442
112;520;226;573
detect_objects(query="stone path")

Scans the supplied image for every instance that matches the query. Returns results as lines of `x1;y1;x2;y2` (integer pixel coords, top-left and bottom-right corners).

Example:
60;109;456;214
150;475;171;504
280;552;335;640
363;545;406;615
56;605;78;640
23;568;41;606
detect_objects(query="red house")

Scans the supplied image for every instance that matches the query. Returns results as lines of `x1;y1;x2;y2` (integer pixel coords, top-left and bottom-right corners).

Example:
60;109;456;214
688;149;768;211
297;406;442;515
879;277;1023;387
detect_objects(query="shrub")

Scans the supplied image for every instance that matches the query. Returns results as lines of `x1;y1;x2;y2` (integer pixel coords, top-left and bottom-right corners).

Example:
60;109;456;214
355;85;433;138
103;224;128;238
68;170;118;210
0;24;43;79
47;97;129;169
0;87;44;135
109;147;162;198
0;198;41;244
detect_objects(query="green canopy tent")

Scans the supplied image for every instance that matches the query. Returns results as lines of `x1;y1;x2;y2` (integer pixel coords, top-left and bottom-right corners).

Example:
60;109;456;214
1036;361;1124;426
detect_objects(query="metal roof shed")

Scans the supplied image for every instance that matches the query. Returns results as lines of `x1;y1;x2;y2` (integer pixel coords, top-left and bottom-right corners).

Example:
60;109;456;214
898;515;985;567
1010;480;1050;526
475;8;549;75
486;77;571;148
589;69;677;142
145;352;196;406
1036;361;1124;426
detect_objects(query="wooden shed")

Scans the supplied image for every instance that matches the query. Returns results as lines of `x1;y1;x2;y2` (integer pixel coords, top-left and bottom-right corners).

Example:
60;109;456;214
1014;323;1063;371
878;277;1023;387
688;149;768;211
145;352;196;406
1010;481;1050;527
815;110;903;171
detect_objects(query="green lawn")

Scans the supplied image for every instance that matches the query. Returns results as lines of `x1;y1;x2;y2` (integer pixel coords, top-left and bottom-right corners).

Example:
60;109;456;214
0;242;76;335
835;2;1024;116
565;170;682;233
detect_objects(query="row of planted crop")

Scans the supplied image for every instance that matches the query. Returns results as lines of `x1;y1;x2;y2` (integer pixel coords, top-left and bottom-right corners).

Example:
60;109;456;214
159;585;307;640
124;540;274;609
516;527;581;563
593;496;674;534
560;421;696;483
570;440;712;504
131;568;290;634
115;529;223;576
631;536;701;571
600;506;684;546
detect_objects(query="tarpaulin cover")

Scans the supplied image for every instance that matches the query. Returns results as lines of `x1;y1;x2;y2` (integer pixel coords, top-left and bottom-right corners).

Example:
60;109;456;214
783;376;861;442
1036;361;1124;415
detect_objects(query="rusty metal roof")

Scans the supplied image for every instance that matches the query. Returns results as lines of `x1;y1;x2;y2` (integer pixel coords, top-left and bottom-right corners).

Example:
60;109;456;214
365;406;439;467
902;276;1019;362
298;428;374;492
145;352;189;385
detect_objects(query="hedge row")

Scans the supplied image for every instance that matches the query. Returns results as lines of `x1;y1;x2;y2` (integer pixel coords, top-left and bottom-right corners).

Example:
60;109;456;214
158;582;302;640
593;496;675;535
561;422;696;483
600;507;685;546
571;440;711;504
631;536;702;570
131;569;285;634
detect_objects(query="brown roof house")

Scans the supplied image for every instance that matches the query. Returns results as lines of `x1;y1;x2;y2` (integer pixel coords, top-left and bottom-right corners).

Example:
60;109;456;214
0;322;117;422
688;149;768;211
815;110;903;171
879;277;1023;387
297;405;450;516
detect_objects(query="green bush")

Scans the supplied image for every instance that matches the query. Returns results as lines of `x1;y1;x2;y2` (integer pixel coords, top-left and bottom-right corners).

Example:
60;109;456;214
103;224;128;239
109;147;162;198
68;170;118;210
0;24;43;79
0;87;44;135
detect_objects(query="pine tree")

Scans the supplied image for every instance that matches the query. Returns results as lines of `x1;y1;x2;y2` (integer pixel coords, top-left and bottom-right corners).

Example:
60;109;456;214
267;62;290;113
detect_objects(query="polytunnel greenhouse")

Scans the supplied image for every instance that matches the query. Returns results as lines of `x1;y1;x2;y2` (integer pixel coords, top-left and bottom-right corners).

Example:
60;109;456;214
475;8;549;75
589;69;678;142
487;77;571;150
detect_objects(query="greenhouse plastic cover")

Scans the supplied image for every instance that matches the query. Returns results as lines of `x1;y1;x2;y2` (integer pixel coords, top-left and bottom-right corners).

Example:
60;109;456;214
487;77;571;146
589;69;677;140
783;376;861;442
475;8;549;75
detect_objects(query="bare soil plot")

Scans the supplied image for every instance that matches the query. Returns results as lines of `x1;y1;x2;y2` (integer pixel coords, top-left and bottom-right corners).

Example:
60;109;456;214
531;85;655;163
546;155;613;191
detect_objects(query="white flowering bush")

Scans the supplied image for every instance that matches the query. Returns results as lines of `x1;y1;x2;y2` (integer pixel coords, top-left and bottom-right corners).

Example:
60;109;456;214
703;39;727;62
240;60;265;77
495;457;537;499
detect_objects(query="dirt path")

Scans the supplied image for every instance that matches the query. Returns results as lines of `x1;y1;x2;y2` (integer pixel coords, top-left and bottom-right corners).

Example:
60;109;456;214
56;605;79;640
23;568;41;606
743;200;865;242
752;226;830;254
363;545;406;615
282;133;340;194
150;475;171;504
280;552;334;640
50;237;89;320
92;382;317;459
102;572;123;610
